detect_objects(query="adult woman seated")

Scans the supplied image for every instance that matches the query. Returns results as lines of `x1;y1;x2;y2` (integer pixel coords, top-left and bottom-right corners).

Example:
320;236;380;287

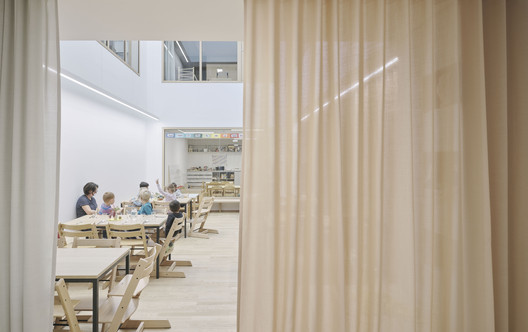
75;182;99;217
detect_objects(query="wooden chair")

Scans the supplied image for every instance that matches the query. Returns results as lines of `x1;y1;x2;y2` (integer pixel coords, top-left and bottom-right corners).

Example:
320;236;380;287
152;200;170;214
191;191;205;215
188;197;215;239
209;185;224;197
105;223;148;260
107;244;161;298
54;279;81;332
121;201;140;214
58;223;99;246
223;184;236;197
94;247;158;332
205;182;222;196
155;215;191;278
72;238;121;291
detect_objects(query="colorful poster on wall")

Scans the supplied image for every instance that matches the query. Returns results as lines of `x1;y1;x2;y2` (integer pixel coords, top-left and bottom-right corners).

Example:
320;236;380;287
212;133;221;138
203;134;211;138
175;133;185;138
184;133;193;138
166;133;175;138
230;133;239;138
194;133;202;138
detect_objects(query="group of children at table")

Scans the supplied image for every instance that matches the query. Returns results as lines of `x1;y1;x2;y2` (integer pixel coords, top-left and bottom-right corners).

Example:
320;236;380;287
75;180;184;236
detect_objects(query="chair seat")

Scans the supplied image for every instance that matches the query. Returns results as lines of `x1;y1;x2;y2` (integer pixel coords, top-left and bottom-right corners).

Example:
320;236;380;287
96;296;139;324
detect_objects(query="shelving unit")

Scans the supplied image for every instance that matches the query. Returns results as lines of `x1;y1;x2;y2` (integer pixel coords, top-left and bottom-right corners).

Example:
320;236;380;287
212;170;235;182
188;145;242;152
186;171;213;188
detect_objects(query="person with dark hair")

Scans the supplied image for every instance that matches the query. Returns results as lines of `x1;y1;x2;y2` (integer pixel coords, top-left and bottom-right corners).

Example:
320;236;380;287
75;182;99;217
165;200;183;237
132;181;151;206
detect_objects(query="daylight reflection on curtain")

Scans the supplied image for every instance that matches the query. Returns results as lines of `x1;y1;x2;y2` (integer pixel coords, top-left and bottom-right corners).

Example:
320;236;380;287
0;0;60;330
239;0;528;331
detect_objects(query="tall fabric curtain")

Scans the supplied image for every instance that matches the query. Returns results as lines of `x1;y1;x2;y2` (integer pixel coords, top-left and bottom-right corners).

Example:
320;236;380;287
0;0;60;331
239;0;528;331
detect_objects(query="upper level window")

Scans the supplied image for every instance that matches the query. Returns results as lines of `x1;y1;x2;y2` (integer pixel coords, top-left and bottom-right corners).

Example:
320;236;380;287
99;40;140;74
163;41;241;82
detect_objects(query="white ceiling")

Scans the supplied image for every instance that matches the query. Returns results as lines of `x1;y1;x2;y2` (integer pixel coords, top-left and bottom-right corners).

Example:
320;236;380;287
58;0;244;41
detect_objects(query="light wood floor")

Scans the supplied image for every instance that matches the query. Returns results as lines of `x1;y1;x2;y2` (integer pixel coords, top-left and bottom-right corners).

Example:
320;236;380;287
72;212;239;332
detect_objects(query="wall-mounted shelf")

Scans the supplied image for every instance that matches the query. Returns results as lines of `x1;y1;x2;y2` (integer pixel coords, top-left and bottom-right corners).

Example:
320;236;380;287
188;145;242;152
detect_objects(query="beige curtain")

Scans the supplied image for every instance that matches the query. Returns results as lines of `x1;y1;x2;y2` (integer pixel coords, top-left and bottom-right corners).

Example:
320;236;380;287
239;0;528;331
0;0;61;330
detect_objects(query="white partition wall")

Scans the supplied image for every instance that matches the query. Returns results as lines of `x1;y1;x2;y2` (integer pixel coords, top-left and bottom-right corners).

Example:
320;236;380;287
59;82;151;222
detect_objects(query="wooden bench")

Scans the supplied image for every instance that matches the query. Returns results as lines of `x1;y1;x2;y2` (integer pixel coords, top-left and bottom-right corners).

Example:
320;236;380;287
210;197;240;212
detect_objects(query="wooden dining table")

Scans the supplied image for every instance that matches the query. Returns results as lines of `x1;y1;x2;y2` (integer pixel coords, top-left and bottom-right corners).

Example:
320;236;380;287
55;247;130;332
61;214;167;278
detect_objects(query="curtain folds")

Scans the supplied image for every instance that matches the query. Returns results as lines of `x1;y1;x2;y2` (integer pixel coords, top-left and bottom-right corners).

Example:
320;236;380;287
0;0;60;331
239;0;528;331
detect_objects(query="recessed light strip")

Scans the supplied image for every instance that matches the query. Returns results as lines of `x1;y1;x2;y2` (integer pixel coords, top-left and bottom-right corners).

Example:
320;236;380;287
60;72;159;121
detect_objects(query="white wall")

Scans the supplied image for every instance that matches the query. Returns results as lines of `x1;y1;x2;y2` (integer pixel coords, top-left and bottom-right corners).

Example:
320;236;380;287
59;81;153;222
60;41;150;113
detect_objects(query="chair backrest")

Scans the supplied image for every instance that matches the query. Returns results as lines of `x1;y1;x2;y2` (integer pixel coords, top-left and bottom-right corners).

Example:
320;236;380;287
223;184;236;196
55;278;81;332
209;185;224;197
72;237;121;248
105;223;148;257
59;223;99;240
106;244;161;332
193;196;214;218
160;215;184;259
121;201;139;214
152;201;170;214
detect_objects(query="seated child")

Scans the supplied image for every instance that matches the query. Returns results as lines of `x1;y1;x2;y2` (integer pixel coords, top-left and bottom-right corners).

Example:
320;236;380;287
165;200;184;237
98;192;117;218
138;190;153;215
132;181;150;207
156;178;182;202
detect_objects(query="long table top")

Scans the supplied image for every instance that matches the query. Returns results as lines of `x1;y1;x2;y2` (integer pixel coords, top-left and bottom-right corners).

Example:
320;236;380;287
61;214;167;228
55;247;130;280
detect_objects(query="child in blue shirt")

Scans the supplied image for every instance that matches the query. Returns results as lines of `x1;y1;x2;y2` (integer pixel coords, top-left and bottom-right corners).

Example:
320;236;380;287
138;190;153;215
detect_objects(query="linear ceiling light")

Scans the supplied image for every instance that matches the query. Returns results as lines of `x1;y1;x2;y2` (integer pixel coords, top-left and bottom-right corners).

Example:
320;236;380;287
175;41;189;63
60;73;159;121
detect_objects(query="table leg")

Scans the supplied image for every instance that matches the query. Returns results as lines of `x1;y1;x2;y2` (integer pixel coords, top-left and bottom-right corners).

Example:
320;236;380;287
93;280;99;332
184;205;188;238
126;254;130;274
156;227;160;279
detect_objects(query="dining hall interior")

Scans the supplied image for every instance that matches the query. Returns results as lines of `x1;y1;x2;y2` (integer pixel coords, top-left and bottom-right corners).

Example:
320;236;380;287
1;0;528;331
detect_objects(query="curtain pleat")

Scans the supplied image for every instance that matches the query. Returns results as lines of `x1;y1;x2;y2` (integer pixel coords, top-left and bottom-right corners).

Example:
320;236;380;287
240;0;528;331
0;0;60;331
